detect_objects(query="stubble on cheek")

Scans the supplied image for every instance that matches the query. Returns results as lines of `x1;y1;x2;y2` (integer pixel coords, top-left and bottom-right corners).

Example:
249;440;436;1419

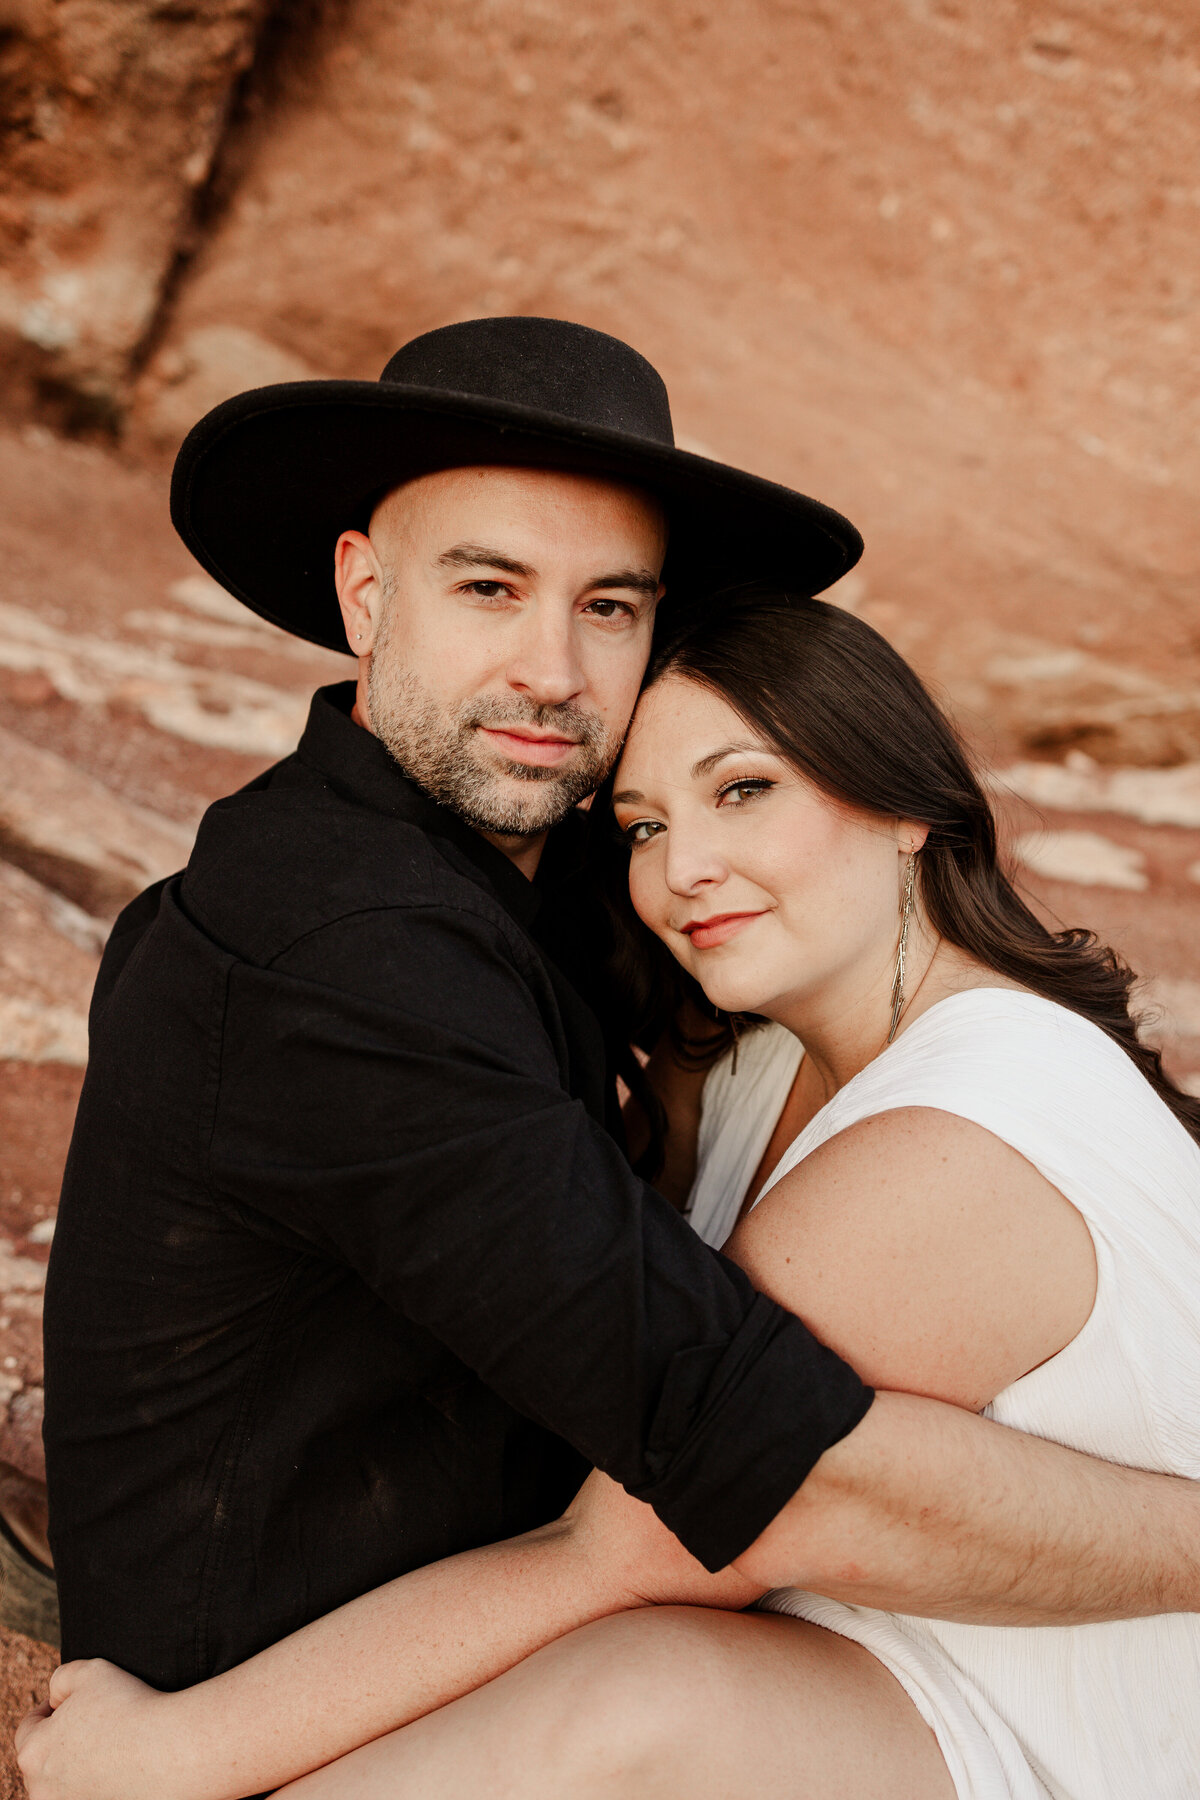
367;628;617;836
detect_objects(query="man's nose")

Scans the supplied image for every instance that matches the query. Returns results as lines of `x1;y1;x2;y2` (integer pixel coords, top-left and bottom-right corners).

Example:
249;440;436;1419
505;602;586;707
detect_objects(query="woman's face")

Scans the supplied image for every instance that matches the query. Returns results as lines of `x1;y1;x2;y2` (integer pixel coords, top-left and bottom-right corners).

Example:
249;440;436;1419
613;673;920;1023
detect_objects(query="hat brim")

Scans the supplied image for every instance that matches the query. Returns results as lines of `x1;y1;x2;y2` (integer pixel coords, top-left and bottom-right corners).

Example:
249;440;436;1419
170;380;864;652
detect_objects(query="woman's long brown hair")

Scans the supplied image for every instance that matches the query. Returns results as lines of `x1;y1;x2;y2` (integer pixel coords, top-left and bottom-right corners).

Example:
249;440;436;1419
606;583;1200;1179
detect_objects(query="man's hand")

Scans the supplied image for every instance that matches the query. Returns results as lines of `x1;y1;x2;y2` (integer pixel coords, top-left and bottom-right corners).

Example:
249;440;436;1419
15;1659;194;1800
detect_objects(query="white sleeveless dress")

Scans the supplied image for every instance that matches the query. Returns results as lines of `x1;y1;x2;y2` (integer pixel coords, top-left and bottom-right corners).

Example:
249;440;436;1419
685;990;1200;1800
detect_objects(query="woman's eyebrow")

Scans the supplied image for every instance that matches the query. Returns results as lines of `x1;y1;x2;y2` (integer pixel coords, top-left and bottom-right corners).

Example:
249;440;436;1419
614;742;771;802
691;741;769;779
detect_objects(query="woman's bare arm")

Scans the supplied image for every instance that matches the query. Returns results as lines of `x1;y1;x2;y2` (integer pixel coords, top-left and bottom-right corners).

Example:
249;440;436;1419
17;1501;753;1800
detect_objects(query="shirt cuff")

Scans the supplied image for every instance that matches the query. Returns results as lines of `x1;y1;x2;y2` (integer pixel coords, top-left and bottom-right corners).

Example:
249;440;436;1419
632;1293;874;1572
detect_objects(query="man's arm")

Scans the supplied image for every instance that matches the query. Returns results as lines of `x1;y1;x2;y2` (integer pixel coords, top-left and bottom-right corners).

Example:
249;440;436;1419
213;901;869;1569
736;1389;1200;1620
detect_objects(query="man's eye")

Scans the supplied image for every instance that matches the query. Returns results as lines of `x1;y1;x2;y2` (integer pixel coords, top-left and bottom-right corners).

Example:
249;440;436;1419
622;819;664;846
463;581;511;599
585;597;635;620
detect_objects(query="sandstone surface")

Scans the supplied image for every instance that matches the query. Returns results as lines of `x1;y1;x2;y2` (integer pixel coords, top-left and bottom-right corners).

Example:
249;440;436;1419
0;1626;54;1800
0;723;194;917
0;0;273;423
0;860;103;1065
999;754;1200;828
1011;826;1149;892
137;320;319;448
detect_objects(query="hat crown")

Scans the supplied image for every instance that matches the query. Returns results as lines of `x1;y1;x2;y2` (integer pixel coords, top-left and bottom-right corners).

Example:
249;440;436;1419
379;316;675;446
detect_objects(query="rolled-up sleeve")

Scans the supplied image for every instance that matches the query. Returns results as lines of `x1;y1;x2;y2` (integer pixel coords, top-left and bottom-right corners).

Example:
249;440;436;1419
209;902;872;1570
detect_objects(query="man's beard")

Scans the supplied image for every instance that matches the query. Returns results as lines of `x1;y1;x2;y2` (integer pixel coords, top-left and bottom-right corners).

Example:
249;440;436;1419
367;623;618;837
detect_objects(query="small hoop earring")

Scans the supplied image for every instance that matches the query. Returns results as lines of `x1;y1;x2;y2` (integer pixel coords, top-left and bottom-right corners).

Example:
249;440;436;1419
887;851;917;1044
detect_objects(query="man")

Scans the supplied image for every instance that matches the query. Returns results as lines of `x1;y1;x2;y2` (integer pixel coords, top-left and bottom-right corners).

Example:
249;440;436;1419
42;317;1200;1695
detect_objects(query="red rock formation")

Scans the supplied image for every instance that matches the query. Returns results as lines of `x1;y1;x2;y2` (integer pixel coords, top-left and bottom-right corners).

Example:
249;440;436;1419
134;0;1200;699
0;1626;55;1800
0;0;272;423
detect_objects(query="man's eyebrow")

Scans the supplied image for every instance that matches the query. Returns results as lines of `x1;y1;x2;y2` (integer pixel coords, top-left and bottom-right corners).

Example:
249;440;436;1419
588;568;661;599
435;549;658;599
690;741;770;779
437;544;535;578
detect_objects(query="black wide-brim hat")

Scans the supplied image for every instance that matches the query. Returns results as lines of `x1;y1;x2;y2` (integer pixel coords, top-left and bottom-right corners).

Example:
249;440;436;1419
171;315;863;652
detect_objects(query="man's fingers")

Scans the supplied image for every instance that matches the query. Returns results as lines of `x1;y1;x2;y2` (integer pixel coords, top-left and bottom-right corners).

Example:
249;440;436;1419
13;1700;51;1756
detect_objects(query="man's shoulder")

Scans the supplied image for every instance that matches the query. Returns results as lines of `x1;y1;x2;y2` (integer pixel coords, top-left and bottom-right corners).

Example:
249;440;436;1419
180;775;531;972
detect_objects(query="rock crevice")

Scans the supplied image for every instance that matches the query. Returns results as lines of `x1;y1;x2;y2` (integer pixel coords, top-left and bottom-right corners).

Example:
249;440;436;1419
0;0;277;425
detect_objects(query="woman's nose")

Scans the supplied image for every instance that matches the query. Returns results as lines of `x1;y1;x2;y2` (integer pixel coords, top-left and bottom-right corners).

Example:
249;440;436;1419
662;825;728;896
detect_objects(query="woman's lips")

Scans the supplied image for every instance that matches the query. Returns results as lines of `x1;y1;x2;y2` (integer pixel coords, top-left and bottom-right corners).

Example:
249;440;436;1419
680;911;766;950
477;726;581;768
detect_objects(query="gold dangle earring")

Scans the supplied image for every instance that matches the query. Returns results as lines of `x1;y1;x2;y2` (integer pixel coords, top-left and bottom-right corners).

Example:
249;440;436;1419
887;851;917;1044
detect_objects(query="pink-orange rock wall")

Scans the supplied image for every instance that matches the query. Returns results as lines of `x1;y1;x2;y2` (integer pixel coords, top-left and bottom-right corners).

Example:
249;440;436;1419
0;0;271;421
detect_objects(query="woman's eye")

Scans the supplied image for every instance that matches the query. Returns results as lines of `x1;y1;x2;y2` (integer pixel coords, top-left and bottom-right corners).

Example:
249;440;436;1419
716;778;774;806
622;819;664;846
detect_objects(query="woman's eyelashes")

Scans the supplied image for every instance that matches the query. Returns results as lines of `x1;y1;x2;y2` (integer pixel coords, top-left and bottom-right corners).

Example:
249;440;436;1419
715;776;775;807
618;777;775;846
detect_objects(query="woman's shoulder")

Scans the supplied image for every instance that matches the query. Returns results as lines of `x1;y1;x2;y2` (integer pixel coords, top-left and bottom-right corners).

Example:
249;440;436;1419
872;986;1158;1104
729;1008;1105;1411
901;983;1120;1050
733;985;1200;1432
778;985;1200;1225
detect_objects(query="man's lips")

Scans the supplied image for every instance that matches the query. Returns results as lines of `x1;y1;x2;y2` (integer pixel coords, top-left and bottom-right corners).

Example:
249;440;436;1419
476;725;583;768
680;911;767;950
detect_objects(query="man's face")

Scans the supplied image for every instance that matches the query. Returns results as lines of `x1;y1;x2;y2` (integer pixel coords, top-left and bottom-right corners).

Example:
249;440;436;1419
334;466;667;844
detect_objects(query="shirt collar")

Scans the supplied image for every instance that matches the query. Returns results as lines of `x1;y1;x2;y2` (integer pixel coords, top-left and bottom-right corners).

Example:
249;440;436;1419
295;682;580;929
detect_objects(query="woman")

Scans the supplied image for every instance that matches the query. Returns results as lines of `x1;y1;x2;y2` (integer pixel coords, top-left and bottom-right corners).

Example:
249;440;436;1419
19;588;1200;1799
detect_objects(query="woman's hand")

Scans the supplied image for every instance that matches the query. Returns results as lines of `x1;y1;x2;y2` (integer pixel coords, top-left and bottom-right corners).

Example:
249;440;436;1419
9;1485;757;1800
563;1469;762;1612
15;1659;198;1800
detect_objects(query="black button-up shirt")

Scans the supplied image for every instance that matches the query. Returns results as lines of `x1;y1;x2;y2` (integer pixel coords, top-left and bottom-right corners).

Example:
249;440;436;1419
43;684;870;1690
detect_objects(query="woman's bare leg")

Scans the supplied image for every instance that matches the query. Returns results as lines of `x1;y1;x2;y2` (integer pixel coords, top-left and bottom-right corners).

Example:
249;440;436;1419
272;1605;955;1800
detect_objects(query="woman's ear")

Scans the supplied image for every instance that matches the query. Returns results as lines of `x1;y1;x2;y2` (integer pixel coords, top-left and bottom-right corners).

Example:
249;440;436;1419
900;823;930;856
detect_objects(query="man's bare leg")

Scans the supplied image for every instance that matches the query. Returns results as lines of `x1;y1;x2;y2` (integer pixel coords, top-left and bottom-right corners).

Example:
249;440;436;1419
273;1606;955;1800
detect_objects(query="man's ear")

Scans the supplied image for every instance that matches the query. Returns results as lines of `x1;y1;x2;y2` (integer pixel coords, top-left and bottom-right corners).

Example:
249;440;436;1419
334;530;385;657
